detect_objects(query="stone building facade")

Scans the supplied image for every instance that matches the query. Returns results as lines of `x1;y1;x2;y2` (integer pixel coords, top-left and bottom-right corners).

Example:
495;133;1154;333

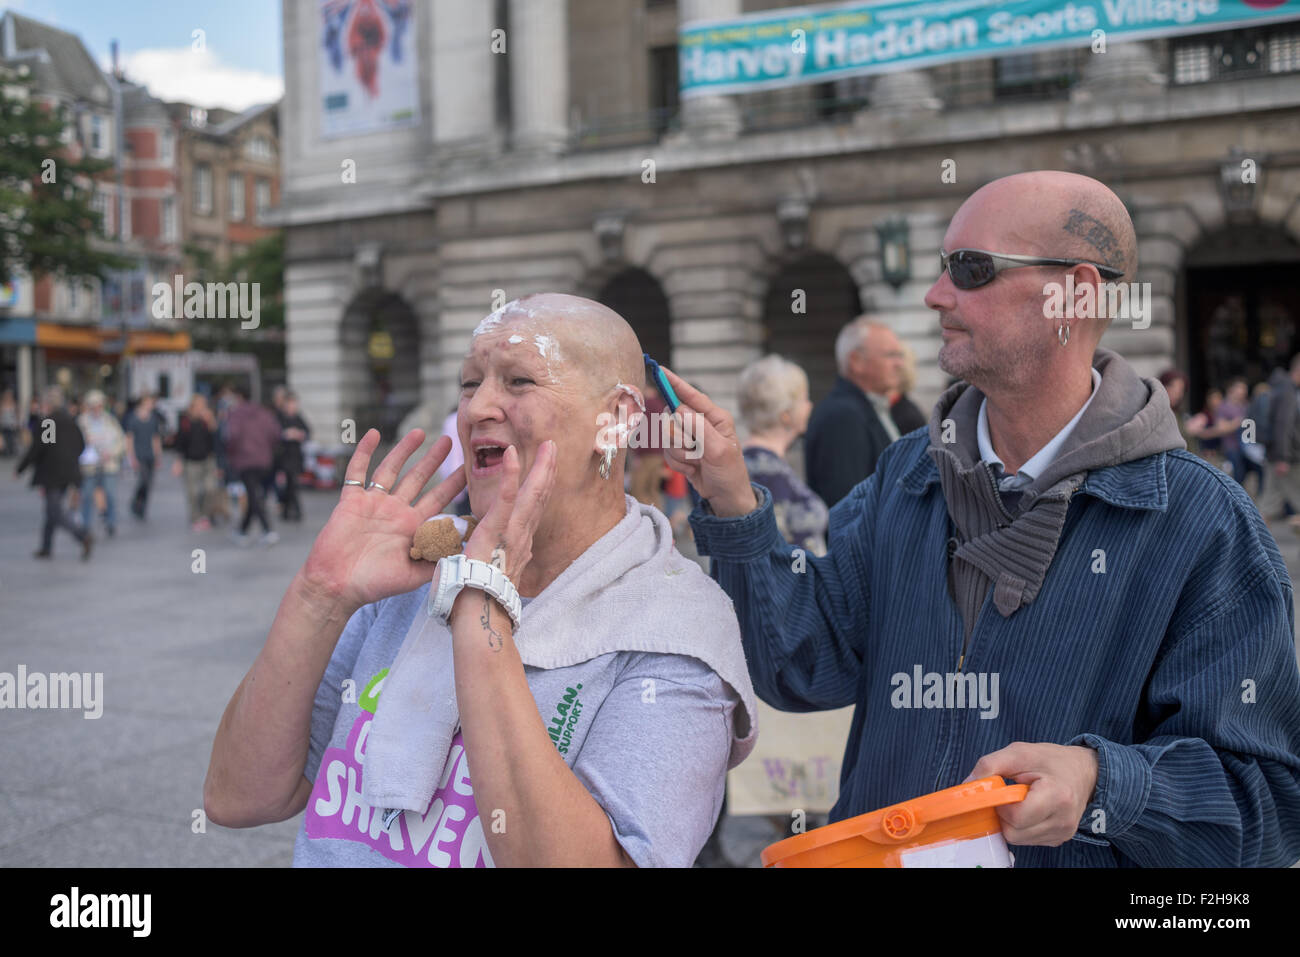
278;0;1300;441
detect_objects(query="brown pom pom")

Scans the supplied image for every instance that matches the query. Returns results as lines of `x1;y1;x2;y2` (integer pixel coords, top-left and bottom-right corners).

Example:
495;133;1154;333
410;517;467;562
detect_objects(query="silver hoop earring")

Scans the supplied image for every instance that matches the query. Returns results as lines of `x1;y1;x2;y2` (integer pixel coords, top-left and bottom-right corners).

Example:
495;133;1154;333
1058;321;1070;347
598;445;616;480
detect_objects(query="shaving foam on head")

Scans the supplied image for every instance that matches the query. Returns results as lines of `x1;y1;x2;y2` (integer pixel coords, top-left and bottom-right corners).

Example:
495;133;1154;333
614;382;646;413
534;334;562;361
472;300;519;338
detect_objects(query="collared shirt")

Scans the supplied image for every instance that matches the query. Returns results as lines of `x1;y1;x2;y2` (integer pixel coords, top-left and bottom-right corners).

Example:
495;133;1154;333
868;392;901;443
977;367;1101;493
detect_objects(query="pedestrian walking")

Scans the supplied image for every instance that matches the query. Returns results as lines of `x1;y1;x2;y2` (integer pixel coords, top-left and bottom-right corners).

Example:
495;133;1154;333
125;392;165;519
15;386;93;560
0;388;19;457
278;391;311;522
224;385;282;545
76;389;126;538
1258;357;1300;524
173;393;220;532
1241;379;1271;497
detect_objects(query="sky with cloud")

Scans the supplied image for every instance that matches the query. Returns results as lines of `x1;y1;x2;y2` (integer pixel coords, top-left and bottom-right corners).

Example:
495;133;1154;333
5;0;283;111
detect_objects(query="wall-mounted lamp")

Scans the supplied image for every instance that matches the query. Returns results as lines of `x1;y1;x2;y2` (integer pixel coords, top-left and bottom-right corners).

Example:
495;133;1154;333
876;217;911;290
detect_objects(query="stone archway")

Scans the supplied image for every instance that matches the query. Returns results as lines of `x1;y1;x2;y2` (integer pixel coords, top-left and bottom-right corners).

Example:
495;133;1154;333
762;251;863;402
595;267;672;363
1181;224;1300;407
339;288;421;440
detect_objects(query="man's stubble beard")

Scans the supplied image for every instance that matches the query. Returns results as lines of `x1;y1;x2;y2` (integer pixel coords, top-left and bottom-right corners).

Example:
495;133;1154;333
938;330;1039;394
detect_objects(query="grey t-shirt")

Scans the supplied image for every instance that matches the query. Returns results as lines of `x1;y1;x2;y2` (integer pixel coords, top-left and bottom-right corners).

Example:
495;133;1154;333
125;409;162;462
292;586;739;867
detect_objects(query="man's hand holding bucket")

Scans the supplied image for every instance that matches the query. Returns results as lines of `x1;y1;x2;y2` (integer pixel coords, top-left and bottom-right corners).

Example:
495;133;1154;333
963;743;1099;846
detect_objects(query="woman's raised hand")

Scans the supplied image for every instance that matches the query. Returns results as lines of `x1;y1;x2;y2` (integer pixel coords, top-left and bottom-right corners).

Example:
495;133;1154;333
301;428;467;614
462;441;557;585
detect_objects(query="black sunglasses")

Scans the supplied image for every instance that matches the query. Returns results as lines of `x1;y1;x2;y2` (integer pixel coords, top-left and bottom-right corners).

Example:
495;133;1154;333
940;248;1124;290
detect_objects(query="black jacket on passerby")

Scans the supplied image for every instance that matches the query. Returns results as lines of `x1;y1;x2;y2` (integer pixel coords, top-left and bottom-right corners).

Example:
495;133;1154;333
890;394;928;436
805;376;895;508
278;412;311;476
1265;368;1299;464
174;415;216;461
15;408;84;490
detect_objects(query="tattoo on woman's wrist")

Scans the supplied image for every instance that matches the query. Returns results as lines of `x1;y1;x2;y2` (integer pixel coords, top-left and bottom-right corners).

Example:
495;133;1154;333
480;590;505;652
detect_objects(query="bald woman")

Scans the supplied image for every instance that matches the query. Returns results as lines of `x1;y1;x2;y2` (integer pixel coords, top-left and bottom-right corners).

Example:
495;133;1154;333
205;294;757;868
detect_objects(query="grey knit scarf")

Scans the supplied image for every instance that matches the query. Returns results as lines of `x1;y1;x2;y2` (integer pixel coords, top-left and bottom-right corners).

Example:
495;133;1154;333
927;348;1186;639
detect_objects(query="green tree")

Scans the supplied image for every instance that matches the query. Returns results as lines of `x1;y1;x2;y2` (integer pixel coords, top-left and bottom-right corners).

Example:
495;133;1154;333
0;68;128;285
231;232;284;331
187;232;285;380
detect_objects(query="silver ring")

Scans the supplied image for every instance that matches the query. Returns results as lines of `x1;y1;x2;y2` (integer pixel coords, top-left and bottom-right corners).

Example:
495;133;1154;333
342;479;364;487
367;481;390;493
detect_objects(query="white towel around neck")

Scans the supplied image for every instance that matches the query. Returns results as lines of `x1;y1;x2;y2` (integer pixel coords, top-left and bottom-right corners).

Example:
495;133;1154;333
361;495;758;815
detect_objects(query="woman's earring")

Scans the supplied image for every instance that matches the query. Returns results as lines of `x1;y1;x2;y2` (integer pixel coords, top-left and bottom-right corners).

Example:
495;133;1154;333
598;445;617;480
1058;321;1070;347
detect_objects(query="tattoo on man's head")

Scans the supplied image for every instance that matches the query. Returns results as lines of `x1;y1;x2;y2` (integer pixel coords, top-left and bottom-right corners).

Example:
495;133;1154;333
1063;208;1122;270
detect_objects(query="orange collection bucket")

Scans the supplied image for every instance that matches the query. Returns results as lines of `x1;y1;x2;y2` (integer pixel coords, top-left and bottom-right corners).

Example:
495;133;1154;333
761;776;1029;868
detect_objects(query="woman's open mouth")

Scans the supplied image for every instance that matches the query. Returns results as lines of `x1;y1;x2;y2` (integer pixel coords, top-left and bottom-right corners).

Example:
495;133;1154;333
472;444;507;476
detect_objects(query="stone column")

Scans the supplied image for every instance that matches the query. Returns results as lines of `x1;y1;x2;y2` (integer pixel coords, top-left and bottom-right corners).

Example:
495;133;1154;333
677;0;742;141
1098;202;1190;378
865;70;942;113
508;0;569;155
1071;40;1167;102
431;0;498;161
658;239;766;414
16;343;32;416
285;259;355;445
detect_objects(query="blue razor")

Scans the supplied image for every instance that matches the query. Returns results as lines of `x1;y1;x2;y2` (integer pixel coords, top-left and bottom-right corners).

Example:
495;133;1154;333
643;353;681;412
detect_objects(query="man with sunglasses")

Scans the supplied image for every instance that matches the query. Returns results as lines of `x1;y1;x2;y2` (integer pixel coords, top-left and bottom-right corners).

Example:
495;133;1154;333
665;170;1300;867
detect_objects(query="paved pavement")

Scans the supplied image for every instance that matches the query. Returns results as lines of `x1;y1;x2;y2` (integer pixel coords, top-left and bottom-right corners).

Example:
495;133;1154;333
2;457;1298;867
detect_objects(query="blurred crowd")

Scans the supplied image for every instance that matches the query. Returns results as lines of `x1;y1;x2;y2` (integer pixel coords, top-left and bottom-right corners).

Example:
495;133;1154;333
6;383;312;559
13;331;1296;566
1160;361;1300;532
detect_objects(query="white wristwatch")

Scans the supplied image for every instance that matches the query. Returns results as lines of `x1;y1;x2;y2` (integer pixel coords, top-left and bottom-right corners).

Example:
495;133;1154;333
428;554;522;631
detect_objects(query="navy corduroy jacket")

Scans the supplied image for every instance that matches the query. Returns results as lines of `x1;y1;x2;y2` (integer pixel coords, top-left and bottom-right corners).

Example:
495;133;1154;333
690;428;1300;867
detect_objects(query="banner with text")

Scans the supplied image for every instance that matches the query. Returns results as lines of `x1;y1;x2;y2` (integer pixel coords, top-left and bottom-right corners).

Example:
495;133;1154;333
679;0;1300;98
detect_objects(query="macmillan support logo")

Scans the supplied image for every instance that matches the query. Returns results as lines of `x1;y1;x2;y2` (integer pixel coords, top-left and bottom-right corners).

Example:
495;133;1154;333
548;684;584;755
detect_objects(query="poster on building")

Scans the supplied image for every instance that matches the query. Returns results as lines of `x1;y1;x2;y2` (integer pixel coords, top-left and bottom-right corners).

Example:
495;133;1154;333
680;0;1300;97
726;701;856;816
318;0;420;138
